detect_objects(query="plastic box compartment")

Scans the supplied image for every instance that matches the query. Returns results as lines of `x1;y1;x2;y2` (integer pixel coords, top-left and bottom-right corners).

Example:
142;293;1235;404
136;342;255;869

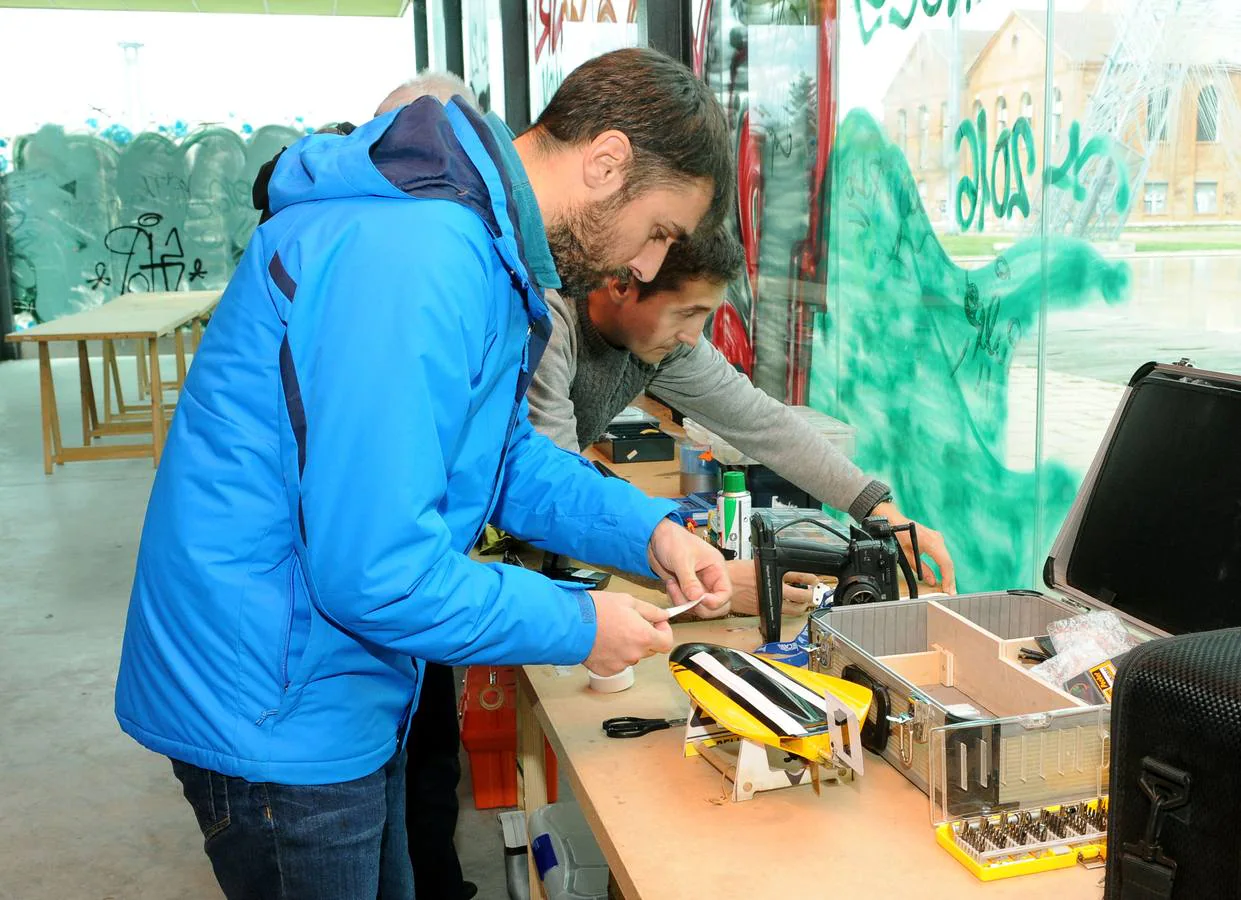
529;801;610;900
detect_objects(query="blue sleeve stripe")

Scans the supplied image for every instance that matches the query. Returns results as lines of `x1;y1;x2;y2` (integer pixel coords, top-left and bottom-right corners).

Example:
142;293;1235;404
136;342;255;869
279;333;309;545
268;251;297;301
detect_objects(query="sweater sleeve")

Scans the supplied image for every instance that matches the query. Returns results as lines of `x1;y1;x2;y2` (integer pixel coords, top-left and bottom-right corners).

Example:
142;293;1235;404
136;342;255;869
648;338;889;520
526;289;584;452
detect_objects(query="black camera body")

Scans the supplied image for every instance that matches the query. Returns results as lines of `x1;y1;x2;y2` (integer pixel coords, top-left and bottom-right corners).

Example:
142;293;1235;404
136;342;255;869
751;509;920;644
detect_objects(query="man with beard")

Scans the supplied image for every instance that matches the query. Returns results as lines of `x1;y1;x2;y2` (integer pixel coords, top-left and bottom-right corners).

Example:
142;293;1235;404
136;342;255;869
115;48;734;899
529;229;958;609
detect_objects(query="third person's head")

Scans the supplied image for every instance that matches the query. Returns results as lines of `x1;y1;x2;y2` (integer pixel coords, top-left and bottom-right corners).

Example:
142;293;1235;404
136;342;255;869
586;228;743;364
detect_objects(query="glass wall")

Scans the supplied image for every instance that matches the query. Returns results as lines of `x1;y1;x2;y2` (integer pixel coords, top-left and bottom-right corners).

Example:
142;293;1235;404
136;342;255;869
0;9;414;327
810;0;1241;591
526;0;642;118
693;0;834;401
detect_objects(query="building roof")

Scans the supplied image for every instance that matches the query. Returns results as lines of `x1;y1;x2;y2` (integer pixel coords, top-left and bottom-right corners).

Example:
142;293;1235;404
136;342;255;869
1012;9;1119;63
883;28;992;104
925;28;994;69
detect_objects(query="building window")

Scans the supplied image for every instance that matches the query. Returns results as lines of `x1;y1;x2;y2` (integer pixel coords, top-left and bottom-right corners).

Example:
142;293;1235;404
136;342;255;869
1147;89;1169;142
1011;33;1020;52
973;97;983;122
996;95;1009;131
918;105;930;169
1020;91;1034;126
896;109;908;153
1195;181;1218;214
1052;87;1063;145
1144;182;1169;215
1197;86;1219;142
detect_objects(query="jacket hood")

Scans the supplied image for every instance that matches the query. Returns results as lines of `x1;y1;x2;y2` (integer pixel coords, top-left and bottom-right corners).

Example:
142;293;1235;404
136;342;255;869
265;98;503;240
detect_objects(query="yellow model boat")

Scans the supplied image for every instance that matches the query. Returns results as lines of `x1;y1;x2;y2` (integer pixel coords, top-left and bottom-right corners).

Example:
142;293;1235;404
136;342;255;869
669;642;873;765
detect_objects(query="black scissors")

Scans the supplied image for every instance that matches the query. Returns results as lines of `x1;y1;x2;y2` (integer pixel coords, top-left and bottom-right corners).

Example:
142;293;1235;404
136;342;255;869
601;716;688;739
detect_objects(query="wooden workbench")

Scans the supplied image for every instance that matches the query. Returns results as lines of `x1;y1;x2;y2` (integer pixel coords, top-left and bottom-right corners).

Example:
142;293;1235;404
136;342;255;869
515;422;1104;899
4;290;221;473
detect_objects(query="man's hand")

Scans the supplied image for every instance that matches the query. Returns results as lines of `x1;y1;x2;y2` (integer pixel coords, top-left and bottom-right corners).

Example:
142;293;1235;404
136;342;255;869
871;501;957;593
583;591;674;676
724;560;818;617
647;519;732;614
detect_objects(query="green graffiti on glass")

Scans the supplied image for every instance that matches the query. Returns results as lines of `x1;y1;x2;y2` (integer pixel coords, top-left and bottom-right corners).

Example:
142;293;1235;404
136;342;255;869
2;122;302;324
856;0;980;46
955;112;1131;232
1043;120;1133;214
812;108;1133;591
955;109;1037;231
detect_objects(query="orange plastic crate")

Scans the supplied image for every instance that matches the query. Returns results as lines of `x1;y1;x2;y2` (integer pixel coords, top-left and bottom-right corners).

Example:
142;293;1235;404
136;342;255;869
460;665;558;810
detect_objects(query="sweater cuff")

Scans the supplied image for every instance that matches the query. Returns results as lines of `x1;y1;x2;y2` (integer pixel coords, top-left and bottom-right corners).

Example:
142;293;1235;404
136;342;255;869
848;479;892;522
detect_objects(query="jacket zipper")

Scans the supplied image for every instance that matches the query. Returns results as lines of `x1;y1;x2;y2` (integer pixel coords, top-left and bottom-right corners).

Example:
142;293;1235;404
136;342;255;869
278;563;295;692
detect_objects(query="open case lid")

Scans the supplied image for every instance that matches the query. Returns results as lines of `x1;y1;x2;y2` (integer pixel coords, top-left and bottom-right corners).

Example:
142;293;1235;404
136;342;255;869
1045;361;1241;637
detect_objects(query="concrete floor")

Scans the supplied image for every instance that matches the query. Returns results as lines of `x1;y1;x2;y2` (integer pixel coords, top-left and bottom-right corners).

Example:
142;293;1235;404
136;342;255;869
0;355;515;900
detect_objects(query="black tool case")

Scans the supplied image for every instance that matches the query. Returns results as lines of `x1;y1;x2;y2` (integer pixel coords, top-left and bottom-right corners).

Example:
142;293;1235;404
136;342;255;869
1104;627;1241;899
807;361;1241;818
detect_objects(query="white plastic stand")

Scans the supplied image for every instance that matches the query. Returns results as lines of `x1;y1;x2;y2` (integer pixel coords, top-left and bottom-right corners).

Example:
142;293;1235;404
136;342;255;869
680;704;859;803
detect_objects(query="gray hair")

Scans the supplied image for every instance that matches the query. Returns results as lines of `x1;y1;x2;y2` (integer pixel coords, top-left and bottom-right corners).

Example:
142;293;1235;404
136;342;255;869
375;71;480;116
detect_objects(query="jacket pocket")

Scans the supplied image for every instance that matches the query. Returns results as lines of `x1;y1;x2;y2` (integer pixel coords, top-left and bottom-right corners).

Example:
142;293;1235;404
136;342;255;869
280;555;318;694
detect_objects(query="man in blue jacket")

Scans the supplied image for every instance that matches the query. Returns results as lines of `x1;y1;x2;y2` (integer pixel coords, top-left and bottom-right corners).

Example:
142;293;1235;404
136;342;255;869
115;48;734;899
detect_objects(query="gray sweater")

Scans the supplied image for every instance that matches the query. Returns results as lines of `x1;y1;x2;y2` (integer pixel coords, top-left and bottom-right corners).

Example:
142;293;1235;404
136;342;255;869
526;290;890;522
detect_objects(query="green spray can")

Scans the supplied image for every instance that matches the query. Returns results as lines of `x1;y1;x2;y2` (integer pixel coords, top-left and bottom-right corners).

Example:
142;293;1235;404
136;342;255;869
717;470;752;560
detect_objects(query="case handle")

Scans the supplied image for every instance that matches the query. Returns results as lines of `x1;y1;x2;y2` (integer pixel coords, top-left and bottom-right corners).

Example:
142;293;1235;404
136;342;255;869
841;664;890;754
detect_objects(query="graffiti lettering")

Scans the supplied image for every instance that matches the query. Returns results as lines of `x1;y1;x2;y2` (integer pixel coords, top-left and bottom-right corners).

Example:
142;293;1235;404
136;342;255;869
956;112;1130;232
951;261;1022;386
534;0;565;62
856;0;981;46
139;172;190;205
1043;121;1132;216
87;262;112;291
99;212;203;295
2;121;303;322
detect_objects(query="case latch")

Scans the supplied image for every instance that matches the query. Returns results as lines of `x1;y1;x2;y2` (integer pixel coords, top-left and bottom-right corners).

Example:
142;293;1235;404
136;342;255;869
887;695;932;768
808;633;835;672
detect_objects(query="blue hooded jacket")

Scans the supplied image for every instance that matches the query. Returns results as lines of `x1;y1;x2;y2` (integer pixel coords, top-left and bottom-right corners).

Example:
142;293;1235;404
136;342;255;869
114;98;677;785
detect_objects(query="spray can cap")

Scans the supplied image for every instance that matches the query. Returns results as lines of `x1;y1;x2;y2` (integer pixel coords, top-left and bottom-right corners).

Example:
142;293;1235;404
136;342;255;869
722;470;747;493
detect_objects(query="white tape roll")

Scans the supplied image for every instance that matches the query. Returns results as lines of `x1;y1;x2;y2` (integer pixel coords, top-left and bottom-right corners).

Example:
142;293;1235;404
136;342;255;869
586;665;635;694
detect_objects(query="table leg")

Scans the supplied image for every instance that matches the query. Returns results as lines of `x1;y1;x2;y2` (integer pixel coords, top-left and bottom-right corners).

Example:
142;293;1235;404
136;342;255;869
102;339;113;424
148;338;166;467
192;317;203;353
174;328;187;388
36;344;58;474
516;671;550;900
77;341;99;445
135;338;149;400
105;338;133;421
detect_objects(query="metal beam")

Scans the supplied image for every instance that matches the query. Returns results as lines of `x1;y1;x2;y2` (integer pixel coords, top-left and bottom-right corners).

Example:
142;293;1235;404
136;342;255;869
441;0;464;77
499;0;530;130
413;0;429;70
639;0;692;68
0;176;15;359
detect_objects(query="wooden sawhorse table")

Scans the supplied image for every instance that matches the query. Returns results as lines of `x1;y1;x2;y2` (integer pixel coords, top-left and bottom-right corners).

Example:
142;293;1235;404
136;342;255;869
4;290;221;474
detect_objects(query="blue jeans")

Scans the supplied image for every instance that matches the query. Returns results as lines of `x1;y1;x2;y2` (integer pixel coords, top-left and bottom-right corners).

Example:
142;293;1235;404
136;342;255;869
171;749;414;900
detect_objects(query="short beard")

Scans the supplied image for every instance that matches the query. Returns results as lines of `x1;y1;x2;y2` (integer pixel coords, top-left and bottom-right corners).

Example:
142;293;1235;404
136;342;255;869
546;191;630;300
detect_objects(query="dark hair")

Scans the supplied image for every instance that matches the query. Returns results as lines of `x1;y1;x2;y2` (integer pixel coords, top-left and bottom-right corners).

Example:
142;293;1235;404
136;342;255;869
533;47;734;230
635;228;744;300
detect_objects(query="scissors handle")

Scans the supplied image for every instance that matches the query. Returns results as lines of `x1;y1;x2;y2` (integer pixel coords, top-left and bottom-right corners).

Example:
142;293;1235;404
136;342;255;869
601;716;686;738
